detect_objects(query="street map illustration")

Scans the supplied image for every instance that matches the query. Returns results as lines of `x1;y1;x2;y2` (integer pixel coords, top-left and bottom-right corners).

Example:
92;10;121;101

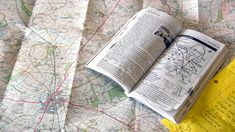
163;36;216;84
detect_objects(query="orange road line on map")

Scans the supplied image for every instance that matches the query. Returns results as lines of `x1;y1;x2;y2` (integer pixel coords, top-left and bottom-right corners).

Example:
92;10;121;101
80;0;121;51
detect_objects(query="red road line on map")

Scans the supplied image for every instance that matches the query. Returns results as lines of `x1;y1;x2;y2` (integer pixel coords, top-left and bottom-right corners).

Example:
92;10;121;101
0;96;42;104
54;61;75;93
80;0;121;50
33;61;75;131
32;29;76;131
15;49;51;92
144;0;153;7
33;0;121;130
67;101;133;129
17;66;51;92
33;100;50;132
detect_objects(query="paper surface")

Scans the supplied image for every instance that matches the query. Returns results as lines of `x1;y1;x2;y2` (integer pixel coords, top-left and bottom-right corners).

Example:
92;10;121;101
0;0;36;98
133;29;226;111
0;0;89;131
161;59;235;131
86;8;182;93
0;0;235;131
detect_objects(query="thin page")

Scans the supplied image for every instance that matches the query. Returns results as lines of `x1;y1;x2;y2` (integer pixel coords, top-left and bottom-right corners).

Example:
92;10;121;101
86;7;182;92
130;29;227;110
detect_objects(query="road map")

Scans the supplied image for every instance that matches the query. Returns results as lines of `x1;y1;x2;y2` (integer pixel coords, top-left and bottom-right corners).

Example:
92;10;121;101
162;36;216;85
0;0;235;131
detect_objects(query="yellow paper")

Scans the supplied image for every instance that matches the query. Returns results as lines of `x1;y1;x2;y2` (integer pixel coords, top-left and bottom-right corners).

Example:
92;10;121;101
161;59;235;132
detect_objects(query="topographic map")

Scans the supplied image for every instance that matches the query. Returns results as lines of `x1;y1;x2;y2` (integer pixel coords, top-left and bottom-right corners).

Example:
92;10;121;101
0;0;234;131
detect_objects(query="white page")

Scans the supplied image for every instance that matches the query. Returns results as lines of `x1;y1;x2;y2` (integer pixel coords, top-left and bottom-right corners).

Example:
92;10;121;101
130;29;227;110
86;7;182;92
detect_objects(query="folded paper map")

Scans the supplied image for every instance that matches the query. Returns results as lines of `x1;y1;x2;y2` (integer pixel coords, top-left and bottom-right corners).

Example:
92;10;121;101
0;0;235;131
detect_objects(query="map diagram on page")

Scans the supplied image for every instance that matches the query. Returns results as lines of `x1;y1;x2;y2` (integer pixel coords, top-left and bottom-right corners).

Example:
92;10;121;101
0;0;235;131
148;35;217;102
162;36;216;84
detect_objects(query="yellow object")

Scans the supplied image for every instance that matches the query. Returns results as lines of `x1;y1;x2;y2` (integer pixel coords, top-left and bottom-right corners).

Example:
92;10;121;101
161;59;235;132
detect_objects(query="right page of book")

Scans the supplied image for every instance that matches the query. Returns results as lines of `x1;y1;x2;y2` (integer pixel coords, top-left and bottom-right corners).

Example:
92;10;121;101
129;29;228;111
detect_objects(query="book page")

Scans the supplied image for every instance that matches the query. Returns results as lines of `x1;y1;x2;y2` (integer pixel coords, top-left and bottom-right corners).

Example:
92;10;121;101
161;59;235;131
130;29;227;110
86;8;182;92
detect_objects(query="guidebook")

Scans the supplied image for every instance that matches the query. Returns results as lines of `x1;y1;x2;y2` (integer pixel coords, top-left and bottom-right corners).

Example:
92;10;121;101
85;7;228;123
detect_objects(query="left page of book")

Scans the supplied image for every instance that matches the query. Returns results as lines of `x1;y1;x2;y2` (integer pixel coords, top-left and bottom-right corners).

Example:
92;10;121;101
86;8;182;93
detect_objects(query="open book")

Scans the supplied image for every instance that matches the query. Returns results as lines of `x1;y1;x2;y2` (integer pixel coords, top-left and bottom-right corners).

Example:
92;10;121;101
85;7;228;123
